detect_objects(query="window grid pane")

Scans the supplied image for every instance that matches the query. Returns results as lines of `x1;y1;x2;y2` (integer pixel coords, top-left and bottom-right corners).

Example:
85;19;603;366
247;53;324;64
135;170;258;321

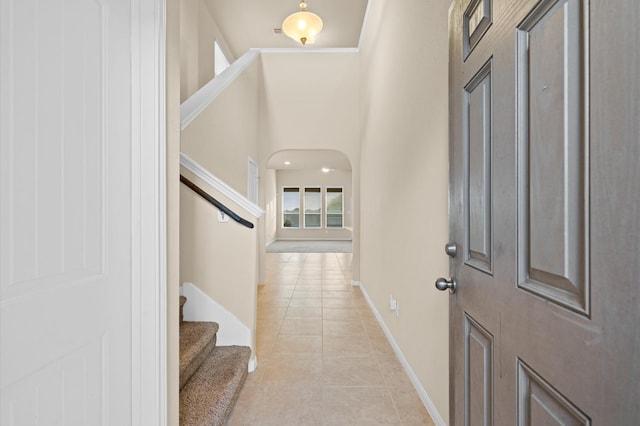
283;187;300;228
304;187;322;228
327;214;343;228
326;188;343;228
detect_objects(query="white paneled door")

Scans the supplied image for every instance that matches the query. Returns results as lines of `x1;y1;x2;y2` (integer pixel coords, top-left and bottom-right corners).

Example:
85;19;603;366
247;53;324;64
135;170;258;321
1;0;166;424
447;0;639;424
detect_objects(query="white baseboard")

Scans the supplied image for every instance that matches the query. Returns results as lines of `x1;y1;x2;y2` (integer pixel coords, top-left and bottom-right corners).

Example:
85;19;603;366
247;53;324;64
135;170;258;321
272;238;353;241
181;282;255;372
358;282;447;426
248;356;258;373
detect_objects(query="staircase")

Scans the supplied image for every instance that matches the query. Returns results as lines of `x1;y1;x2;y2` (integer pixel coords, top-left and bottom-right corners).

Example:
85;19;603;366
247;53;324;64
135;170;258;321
179;296;251;425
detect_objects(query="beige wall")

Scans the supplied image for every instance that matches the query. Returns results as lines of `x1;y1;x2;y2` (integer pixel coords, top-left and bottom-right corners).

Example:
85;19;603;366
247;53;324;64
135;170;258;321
181;60;260;196
177;1;261;395
180;0;234;102
273;169;353;240
179;172;258;345
359;0;450;423
166;0;180;423
258;53;360;162
196;3;215;90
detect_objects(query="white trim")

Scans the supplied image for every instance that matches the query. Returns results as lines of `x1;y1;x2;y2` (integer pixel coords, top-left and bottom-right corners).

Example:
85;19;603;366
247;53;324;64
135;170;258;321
130;0;167;424
273;237;352;241
247;156;259;205
182;283;256;373
357;0;373;51
180;49;260;130
248;356;259;373
257;47;359;54
358;282;447;426
180;153;265;218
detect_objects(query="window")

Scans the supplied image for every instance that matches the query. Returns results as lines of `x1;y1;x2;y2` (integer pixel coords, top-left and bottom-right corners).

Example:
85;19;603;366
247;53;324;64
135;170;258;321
282;187;300;228
326;188;343;228
304;187;322;228
214;41;230;76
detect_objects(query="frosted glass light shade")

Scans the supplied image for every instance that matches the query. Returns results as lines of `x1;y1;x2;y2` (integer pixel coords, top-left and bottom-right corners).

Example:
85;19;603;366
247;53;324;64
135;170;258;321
282;2;323;45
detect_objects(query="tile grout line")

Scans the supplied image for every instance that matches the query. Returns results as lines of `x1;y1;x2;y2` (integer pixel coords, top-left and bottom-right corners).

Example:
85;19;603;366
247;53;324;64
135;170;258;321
243;253;430;425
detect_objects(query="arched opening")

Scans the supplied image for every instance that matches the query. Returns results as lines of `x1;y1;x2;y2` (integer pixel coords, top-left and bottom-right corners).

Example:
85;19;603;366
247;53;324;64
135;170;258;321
263;149;353;253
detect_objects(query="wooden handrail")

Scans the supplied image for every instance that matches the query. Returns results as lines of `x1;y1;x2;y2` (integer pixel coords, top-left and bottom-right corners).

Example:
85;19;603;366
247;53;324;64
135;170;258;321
180;175;254;229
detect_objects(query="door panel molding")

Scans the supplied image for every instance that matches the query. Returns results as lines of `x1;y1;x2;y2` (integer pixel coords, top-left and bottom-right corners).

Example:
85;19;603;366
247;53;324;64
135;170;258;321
463;0;493;60
516;0;590;316
1;0;106;300
464;313;493;426
463;58;493;275
517;359;591;426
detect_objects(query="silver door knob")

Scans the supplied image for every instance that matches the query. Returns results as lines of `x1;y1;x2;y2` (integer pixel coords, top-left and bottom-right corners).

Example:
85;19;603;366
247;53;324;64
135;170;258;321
435;277;457;294
445;242;457;257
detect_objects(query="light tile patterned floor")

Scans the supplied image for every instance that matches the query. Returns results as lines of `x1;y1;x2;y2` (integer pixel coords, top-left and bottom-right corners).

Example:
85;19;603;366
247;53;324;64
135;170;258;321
227;253;435;426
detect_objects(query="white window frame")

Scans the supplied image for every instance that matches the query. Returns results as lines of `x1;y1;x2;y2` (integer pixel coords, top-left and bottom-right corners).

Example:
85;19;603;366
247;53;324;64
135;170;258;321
303;186;322;229
214;40;230;76
282;187;301;229
325;186;344;229
247;157;259;205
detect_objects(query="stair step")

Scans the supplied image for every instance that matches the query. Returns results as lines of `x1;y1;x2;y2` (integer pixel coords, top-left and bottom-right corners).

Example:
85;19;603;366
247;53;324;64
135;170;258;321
180;296;187;323
179;345;251;426
180;321;219;390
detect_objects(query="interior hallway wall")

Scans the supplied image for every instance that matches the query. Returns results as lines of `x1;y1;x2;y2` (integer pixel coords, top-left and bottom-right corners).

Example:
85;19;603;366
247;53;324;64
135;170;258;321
358;0;451;422
258;52;361;280
180;182;258;340
177;0;262;389
167;0;180;423
179;0;234;102
180;59;260;196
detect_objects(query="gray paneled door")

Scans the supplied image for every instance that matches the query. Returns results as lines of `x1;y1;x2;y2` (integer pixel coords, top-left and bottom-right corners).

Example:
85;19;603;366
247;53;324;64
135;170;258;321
447;0;639;424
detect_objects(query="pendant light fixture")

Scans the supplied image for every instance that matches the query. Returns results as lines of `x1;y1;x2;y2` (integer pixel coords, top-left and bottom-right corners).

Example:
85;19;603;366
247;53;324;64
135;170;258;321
282;1;323;45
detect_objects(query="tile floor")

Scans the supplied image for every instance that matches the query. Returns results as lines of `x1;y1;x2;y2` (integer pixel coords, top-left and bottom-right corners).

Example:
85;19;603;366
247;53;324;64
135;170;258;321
227;252;435;425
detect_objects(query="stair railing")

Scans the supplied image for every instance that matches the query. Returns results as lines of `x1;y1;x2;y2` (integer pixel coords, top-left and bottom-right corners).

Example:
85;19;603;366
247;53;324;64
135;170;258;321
180;175;254;229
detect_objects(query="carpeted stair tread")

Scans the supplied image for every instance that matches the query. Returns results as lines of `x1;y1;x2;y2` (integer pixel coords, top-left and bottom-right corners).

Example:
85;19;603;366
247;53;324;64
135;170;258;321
179;345;251;426
180;296;187;323
180;321;219;390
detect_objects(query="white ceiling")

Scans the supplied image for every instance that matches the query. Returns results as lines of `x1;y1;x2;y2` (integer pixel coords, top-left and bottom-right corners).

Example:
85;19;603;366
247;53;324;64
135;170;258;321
204;0;369;59
268;150;352;171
